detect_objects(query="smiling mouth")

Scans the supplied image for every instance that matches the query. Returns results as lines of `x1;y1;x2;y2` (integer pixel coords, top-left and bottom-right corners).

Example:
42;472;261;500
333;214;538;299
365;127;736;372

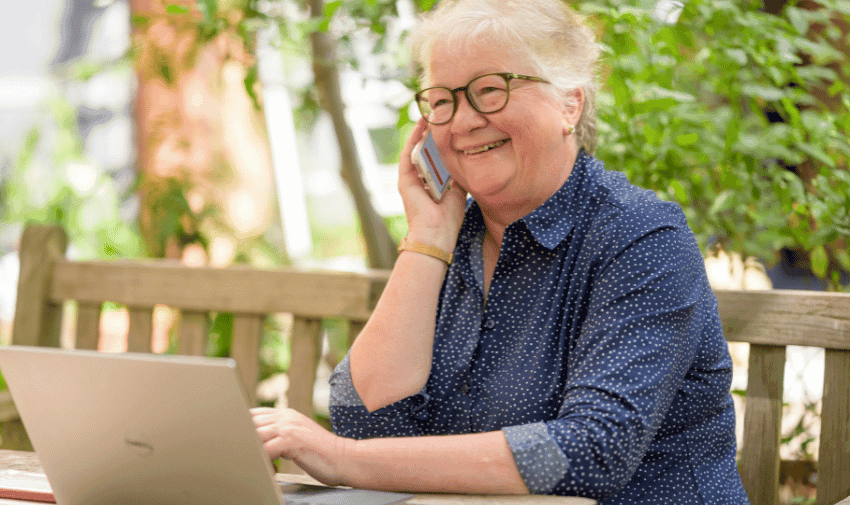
461;139;509;155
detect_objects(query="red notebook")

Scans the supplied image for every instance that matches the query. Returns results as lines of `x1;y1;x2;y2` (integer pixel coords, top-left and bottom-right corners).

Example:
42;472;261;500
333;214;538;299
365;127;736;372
0;469;55;502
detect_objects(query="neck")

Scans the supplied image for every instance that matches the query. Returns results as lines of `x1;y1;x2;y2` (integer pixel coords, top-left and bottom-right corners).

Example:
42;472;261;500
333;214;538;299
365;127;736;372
475;145;579;235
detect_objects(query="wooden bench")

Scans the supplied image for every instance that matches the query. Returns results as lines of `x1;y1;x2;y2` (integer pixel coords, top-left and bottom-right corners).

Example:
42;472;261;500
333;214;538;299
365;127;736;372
2;224;849;503
717;289;850;505
0;224;388;452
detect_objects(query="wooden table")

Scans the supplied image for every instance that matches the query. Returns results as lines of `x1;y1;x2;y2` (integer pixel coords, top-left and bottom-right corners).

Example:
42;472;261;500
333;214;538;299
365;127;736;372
0;450;595;504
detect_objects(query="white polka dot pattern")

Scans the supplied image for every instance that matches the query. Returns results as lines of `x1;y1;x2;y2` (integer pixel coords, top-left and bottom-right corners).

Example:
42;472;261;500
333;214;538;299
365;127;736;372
329;151;749;504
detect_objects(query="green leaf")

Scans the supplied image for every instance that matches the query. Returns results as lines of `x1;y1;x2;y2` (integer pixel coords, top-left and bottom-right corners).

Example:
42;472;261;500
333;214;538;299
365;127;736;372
798;143;837;168
837;249;850;272
158;62;173;85
243;64;260;110
324;0;343;19
670;179;689;204
796;65;839;84
811;245;828;278
16;128;40;170
197;0;217;25
724;48;748;66
741;84;785;101
416;0;439;11
643;124;662;146
165;4;189;14
648;86;695;103
785;7;809;35
609;75;631;109
632;98;677;114
297;17;326;35
709;190;736;215
827;80;845;96
131;14;150;27
675;133;699;146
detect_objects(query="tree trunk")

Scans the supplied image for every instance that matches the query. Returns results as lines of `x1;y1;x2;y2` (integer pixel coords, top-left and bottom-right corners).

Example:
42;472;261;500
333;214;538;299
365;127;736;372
306;0;398;270
129;0;277;262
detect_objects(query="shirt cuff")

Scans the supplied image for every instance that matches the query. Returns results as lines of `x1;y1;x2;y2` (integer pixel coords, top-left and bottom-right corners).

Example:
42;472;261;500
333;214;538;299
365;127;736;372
328;353;431;440
328;352;430;417
502;421;569;494
328;353;365;407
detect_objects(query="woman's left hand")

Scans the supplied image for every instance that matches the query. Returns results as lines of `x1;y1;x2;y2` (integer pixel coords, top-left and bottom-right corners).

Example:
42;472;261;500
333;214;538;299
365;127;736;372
251;407;352;486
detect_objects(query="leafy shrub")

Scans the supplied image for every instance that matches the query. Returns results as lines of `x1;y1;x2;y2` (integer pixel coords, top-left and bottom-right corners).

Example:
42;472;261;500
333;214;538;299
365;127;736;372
583;0;850;290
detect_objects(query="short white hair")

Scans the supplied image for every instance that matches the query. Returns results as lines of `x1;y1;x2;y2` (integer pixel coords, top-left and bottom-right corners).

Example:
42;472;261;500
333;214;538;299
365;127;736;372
408;0;601;154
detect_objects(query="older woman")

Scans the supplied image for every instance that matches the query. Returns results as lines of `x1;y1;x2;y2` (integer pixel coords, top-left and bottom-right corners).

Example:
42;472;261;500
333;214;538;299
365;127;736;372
252;0;749;503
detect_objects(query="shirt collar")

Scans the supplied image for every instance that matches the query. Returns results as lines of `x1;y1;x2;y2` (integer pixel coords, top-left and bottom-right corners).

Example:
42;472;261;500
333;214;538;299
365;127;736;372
519;149;593;250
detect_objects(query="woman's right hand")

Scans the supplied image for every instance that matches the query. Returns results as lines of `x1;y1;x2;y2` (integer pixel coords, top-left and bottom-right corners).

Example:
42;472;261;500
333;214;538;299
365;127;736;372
252;407;352;487
398;119;467;252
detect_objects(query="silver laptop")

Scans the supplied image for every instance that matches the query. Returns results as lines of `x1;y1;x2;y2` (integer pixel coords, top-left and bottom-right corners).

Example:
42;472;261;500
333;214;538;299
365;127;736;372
0;346;411;505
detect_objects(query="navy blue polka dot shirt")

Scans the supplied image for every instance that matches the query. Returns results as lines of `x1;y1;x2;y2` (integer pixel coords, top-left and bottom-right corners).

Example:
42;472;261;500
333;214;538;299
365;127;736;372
329;151;749;504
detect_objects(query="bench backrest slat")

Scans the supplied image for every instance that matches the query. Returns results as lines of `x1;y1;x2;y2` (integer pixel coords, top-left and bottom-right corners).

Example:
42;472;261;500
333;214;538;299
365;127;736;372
74;303;101;350
127;307;154;353
288;317;323;417
818;349;850;505
230;314;265;404
10;225;67;348
739;344;785;505
178;311;209;356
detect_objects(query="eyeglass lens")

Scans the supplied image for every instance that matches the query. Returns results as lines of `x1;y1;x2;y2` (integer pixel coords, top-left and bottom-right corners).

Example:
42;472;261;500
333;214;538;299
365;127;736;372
417;74;509;125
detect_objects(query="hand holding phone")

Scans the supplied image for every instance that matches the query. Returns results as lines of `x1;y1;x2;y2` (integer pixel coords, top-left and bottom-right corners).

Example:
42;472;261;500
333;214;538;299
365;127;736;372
411;132;451;202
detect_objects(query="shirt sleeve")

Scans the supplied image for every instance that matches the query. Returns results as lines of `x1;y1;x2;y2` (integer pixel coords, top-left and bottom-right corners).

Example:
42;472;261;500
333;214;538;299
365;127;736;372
503;421;570;493
328;353;429;439
503;218;712;499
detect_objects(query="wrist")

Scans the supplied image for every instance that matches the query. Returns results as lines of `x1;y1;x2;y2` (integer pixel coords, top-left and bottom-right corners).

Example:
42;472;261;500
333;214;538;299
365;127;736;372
336;436;361;488
403;230;456;256
398;236;453;265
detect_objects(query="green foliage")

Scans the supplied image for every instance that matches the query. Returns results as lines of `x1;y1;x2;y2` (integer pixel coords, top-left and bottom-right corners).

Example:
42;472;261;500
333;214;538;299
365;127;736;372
309;216;364;259
187;0;850;290
322;317;350;367
781;399;820;460
414;0;438;11
207;312;235;357
582;0;850;290
141;175;214;256
0;98;145;260
260;315;291;376
186;0;412;121
165;4;190;14
383;214;408;243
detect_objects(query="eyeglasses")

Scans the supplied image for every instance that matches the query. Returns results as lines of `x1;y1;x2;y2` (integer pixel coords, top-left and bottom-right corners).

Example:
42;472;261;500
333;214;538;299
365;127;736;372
415;73;550;125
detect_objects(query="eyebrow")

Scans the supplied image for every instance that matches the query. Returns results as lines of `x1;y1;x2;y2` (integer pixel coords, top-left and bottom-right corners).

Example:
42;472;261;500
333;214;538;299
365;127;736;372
427;68;509;88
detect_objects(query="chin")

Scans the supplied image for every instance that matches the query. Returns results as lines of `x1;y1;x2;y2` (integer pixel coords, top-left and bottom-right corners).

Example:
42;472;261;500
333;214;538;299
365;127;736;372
467;180;513;202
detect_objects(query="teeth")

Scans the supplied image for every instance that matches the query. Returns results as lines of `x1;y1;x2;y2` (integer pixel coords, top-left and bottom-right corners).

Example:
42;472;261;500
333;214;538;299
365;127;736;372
463;139;507;154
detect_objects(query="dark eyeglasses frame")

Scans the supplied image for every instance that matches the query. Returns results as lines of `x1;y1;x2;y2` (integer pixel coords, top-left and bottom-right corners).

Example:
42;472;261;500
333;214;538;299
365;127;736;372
415;72;550;125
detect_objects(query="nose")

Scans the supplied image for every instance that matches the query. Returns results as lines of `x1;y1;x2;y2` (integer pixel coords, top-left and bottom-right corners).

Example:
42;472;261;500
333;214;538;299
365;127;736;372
450;92;487;134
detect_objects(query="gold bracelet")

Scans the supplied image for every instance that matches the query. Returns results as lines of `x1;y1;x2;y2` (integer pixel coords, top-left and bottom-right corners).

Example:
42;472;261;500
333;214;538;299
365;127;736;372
397;236;453;265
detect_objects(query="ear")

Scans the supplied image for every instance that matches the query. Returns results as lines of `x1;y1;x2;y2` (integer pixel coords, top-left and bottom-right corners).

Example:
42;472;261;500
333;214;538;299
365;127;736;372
561;88;584;136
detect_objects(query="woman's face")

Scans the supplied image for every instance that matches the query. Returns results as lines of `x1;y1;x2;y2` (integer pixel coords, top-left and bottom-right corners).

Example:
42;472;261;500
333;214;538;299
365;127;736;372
426;38;579;214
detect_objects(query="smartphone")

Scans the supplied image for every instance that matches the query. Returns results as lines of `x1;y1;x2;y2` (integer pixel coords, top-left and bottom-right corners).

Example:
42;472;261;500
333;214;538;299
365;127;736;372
411;131;451;201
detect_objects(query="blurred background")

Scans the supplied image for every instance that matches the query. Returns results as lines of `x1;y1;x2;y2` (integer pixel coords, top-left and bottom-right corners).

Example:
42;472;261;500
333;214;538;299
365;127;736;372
0;0;848;501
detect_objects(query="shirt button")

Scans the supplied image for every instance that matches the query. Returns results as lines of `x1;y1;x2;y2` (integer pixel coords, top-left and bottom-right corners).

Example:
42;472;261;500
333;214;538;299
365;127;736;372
460;383;471;394
483;319;496;329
